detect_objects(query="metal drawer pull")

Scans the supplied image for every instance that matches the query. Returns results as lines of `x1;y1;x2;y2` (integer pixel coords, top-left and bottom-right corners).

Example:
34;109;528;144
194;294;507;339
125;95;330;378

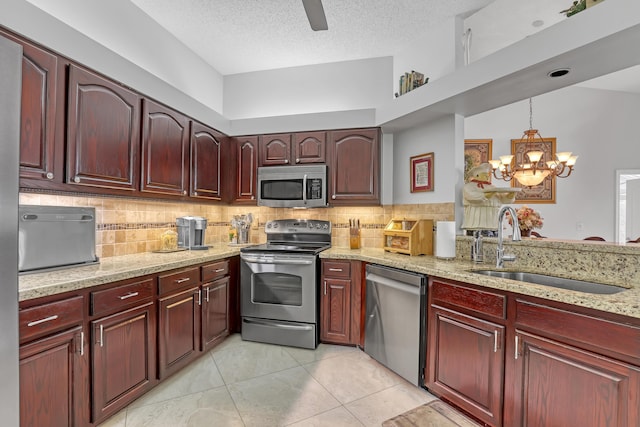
328;268;343;272
176;278;191;283
515;336;519;360
205;288;210;302
27;315;59;327
99;324;104;347
198;289;202;306
118;292;139;300
494;331;499;353
80;331;84;356
324;281;327;295
215;268;225;273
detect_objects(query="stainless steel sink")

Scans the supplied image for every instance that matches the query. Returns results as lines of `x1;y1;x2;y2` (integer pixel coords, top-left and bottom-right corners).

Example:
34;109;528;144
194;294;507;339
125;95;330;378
470;270;627;294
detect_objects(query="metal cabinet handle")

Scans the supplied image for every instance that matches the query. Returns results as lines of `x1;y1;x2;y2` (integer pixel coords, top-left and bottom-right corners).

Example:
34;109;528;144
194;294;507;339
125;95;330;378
215;268;225;273
328;268;343;272
80;331;84;356
27;315;58;327
205;287;210;302
284;159;289;164
515;336;519;360
73;176;81;183
45;172;54;180
176;278;190;284
198;289;202;306
296;158;300;163
183;190;187;195
332;195;336;199
494;330;499;353
118;292;139;300
99;324;104;347
324;281;327;295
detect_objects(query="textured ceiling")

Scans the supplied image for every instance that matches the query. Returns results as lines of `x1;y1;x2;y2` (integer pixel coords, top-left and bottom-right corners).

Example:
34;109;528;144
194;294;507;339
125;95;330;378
130;0;494;75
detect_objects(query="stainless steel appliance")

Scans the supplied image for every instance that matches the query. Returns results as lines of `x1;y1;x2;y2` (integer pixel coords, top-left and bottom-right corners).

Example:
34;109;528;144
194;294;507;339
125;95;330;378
257;164;327;208
18;205;99;273
240;219;331;349
0;35;21;426
176;216;208;250
364;264;427;386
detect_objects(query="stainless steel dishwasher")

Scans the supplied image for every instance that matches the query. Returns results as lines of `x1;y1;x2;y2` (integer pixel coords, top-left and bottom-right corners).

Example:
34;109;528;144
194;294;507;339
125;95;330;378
364;264;427;387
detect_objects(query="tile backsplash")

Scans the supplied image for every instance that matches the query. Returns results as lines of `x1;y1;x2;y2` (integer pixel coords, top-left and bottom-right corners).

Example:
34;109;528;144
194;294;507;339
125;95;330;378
19;193;454;258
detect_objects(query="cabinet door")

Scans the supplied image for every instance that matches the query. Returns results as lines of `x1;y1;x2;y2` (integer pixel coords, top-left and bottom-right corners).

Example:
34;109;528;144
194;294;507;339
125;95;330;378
426;306;505;427
20;326;85;427
141;99;190;196
234;136;258;203
92;302;156;423
508;330;640;427
320;277;351;344
67;65;140;191
191;121;225;200
11;35;62;184
158;287;201;379
294;131;325;164
327;128;380;205
202;277;229;351
259;133;292;166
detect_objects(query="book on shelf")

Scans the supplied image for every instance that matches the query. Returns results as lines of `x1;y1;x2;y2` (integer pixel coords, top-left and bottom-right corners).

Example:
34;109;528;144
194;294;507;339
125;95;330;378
396;70;428;97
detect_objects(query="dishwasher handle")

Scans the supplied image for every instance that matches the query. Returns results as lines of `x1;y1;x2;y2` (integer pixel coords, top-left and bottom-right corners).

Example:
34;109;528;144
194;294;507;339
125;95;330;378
366;272;421;296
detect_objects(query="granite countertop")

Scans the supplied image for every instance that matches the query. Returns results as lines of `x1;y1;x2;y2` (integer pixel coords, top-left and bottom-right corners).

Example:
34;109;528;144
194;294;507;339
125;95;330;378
19;244;241;302
19;244;640;320
321;247;640;320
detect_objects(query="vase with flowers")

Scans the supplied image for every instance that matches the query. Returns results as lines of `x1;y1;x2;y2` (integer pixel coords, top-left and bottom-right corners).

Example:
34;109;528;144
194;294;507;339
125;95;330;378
507;205;543;237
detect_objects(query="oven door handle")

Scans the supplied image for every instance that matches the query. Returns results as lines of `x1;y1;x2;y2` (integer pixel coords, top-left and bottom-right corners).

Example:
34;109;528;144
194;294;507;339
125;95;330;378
241;256;314;265
243;318;314;331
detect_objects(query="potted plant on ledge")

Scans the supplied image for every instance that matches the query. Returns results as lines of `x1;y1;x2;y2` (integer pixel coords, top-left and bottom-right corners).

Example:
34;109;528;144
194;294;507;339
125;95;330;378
561;0;603;17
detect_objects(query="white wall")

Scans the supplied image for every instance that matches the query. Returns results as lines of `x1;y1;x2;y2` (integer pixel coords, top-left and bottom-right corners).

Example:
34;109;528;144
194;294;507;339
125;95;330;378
392;115;460;205
465;86;640;241
224;57;392;120
2;0;228;132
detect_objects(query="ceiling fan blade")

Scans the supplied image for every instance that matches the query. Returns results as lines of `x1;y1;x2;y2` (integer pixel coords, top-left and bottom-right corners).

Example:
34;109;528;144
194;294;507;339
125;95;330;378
302;0;328;31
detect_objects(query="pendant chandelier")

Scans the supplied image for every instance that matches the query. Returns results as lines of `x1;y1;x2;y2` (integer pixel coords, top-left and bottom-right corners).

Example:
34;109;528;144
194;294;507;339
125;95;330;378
489;98;578;187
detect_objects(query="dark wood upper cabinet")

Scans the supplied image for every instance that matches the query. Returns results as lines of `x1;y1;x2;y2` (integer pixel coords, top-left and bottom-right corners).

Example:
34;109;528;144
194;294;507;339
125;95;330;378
190;121;226;201
67;65;140;191
327;128;380;205
294;131;326;164
8;34;64;185
141;99;190;196
259;133;292;166
234;136;259;203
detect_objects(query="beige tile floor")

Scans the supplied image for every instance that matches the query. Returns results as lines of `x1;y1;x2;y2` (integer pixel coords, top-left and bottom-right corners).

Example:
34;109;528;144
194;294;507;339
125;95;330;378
99;334;467;427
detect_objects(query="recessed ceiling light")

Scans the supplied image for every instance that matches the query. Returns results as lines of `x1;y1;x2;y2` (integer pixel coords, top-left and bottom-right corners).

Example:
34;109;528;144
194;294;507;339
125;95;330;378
548;68;571;78
532;20;544;27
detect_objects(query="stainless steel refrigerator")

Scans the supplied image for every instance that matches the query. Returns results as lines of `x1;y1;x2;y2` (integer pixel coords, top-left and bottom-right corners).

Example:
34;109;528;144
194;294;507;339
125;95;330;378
0;35;22;426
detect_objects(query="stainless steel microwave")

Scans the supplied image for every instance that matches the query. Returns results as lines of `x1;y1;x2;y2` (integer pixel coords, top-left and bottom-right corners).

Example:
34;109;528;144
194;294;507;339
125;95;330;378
257;164;327;208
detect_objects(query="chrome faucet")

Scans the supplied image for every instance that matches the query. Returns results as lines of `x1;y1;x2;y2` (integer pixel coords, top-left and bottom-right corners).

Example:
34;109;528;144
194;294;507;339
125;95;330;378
496;206;521;268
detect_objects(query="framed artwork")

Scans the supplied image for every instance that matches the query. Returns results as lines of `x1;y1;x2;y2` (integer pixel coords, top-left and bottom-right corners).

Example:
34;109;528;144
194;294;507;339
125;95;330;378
410;152;434;192
511;137;556;204
464;139;492;181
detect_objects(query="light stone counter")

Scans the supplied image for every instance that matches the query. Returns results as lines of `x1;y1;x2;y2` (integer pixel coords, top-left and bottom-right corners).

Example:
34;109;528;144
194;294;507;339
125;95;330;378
19;244;241;302
321;247;640;320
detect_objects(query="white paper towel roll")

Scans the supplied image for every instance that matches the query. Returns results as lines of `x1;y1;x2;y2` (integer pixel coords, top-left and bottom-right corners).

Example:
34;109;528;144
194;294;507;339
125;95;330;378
435;221;456;259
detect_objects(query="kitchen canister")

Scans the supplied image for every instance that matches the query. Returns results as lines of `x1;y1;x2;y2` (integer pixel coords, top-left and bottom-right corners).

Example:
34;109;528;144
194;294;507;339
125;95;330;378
435;221;456;259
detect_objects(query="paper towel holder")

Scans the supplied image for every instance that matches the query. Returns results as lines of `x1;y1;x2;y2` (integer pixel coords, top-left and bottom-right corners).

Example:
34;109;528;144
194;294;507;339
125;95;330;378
435;221;457;260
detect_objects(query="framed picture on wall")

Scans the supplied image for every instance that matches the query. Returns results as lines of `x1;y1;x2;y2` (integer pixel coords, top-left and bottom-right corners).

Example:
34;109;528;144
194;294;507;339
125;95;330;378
511;137;557;204
464;139;492;182
410;152;434;192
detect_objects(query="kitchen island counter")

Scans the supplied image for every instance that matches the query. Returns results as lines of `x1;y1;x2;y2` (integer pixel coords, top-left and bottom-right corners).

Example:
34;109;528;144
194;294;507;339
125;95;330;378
321;247;640;320
19;244;240;301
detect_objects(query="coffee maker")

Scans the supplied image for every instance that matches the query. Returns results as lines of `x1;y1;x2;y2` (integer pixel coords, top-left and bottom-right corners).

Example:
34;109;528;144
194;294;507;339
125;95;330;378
176;216;208;250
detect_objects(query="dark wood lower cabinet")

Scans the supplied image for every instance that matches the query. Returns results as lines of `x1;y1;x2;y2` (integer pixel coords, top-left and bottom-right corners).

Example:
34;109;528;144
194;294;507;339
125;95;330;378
158;287;201;379
91;302;156;424
202;277;229;351
427;306;505;427
19;326;85;427
321;278;351;344
507;330;640;427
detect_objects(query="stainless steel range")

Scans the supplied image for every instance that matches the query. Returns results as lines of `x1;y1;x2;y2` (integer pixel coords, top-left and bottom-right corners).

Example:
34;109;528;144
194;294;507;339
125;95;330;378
240;219;331;349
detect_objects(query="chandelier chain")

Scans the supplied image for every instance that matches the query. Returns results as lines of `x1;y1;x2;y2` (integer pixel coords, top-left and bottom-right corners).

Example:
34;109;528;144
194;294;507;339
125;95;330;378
529;98;533;130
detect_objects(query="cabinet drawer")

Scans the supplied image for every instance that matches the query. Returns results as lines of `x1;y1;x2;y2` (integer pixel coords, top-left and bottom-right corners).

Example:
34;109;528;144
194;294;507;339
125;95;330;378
158;267;200;296
515;299;640;364
431;280;506;321
19;295;84;343
91;278;154;317
323;260;351;278
202;260;229;282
